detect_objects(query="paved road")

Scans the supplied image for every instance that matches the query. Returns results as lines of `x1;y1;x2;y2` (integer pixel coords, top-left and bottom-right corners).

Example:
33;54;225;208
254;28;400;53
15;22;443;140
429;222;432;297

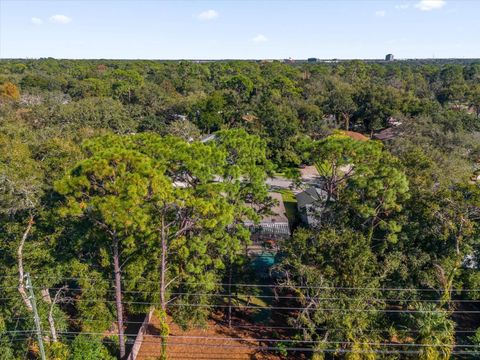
266;175;322;194
266;176;294;191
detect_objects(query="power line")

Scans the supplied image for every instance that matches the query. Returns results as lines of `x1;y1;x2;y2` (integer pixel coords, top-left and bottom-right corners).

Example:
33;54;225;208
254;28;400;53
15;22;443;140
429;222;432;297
6;333;479;356
4;276;480;293
4;293;480;305
211;322;480;333
49;332;480;348
25;335;480;355
5;296;477;313
5;298;480;313
5;288;480;304
3;336;477;357
4;321;478;335
44;334;468;349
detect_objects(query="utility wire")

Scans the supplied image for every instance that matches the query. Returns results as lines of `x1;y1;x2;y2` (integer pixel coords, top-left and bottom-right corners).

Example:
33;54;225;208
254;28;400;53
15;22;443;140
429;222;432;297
4;294;480;304
5;289;480;304
48;332;480;348
6;332;479;356
3;296;477;313
4;276;480;292
3;323;479;334
22;335;480;355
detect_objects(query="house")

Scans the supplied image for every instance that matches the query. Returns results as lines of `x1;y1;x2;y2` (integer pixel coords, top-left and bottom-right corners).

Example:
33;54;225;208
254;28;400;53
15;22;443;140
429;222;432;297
296;186;329;227
200;134;217;143
340;130;369;141
172;114;188;121
241;114;258;123
387;117;402;127
244;192;291;248
385;54;395;61
373;127;397;141
373;117;402;141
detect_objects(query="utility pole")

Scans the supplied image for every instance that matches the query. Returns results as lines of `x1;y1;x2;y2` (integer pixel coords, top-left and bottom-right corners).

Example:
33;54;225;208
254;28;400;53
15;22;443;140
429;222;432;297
227;264;232;328
25;273;46;360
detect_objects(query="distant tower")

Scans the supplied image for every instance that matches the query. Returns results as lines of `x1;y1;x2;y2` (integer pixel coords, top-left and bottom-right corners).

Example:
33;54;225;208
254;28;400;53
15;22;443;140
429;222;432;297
385;54;395;61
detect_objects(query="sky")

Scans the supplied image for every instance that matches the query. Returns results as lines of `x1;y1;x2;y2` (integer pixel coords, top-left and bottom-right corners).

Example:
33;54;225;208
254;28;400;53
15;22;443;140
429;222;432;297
0;0;479;59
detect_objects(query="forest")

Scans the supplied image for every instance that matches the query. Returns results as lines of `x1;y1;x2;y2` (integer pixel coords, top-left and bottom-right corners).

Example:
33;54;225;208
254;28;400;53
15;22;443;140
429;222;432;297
0;58;480;359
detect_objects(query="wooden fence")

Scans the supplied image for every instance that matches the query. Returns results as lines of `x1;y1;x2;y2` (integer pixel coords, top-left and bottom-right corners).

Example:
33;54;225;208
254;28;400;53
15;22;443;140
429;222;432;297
126;308;154;360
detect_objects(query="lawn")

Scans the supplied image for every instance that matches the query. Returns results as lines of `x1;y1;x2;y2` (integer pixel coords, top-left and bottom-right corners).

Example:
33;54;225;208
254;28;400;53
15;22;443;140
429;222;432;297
276;189;299;229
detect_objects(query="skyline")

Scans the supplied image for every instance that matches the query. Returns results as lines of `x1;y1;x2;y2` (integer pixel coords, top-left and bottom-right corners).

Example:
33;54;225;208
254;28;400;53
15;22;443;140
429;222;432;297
1;0;480;59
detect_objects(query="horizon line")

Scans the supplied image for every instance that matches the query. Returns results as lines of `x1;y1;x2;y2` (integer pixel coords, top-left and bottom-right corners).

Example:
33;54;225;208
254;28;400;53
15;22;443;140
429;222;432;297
1;57;479;61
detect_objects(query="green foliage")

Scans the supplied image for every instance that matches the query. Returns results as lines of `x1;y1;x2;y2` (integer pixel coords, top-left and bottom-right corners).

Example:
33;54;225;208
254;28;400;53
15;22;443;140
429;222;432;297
53;97;134;133
277;228;383;357
0;129;44;214
405;303;455;360
45;341;70;360
165;118;201;141
54;130;271;332
1;58;480;358
70;335;114;360
313;134;409;242
0;82;20;100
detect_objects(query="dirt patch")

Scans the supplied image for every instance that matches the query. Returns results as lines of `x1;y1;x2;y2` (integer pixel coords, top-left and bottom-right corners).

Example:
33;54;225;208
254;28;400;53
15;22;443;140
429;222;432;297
136;312;290;360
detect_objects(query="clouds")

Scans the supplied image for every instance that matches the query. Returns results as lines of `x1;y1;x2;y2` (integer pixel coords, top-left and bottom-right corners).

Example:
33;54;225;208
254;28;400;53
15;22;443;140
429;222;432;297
414;0;446;11
49;14;72;24
31;17;43;25
252;34;268;44
375;10;386;17
395;1;446;11
197;9;219;21
31;14;72;25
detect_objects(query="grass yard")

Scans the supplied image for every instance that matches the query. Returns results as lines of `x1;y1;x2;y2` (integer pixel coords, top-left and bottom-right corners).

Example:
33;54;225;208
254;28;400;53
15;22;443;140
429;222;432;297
276;189;299;229
273;167;301;179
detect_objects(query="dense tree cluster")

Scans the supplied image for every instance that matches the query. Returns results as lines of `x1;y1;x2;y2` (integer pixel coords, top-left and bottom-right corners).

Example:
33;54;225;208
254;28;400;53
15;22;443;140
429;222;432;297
0;58;479;359
1;58;478;168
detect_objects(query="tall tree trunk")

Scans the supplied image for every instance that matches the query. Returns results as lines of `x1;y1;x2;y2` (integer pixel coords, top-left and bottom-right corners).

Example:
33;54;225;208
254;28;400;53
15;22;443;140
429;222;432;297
48;307;58;342
113;238;126;359
343;113;350;131
159;216;169;360
18;215;34;312
160;219;167;313
41;289;59;343
367;218;375;243
227;263;232;328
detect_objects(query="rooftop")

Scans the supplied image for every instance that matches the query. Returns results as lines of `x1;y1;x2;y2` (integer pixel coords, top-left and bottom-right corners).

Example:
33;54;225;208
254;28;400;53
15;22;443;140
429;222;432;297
296;187;328;208
259;192;289;224
340;130;369;141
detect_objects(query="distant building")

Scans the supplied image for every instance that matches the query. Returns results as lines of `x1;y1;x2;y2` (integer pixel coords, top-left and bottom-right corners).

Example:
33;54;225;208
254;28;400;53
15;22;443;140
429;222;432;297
200;134;217;143
385;54;395;61
340;130;369;141
241;114;258;123
373;117;402;141
296;187;329;227
245;192;291;247
373;127;397;141
387;116;402;127
307;57;318;63
172;114;188;121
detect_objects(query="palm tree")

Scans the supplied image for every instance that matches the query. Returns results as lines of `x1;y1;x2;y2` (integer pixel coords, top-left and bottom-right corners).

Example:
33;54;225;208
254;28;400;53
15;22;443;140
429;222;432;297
408;302;455;360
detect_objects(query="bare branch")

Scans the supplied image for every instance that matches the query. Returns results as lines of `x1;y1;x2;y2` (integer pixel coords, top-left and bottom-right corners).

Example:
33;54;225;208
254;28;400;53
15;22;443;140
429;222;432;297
18;215;35;312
